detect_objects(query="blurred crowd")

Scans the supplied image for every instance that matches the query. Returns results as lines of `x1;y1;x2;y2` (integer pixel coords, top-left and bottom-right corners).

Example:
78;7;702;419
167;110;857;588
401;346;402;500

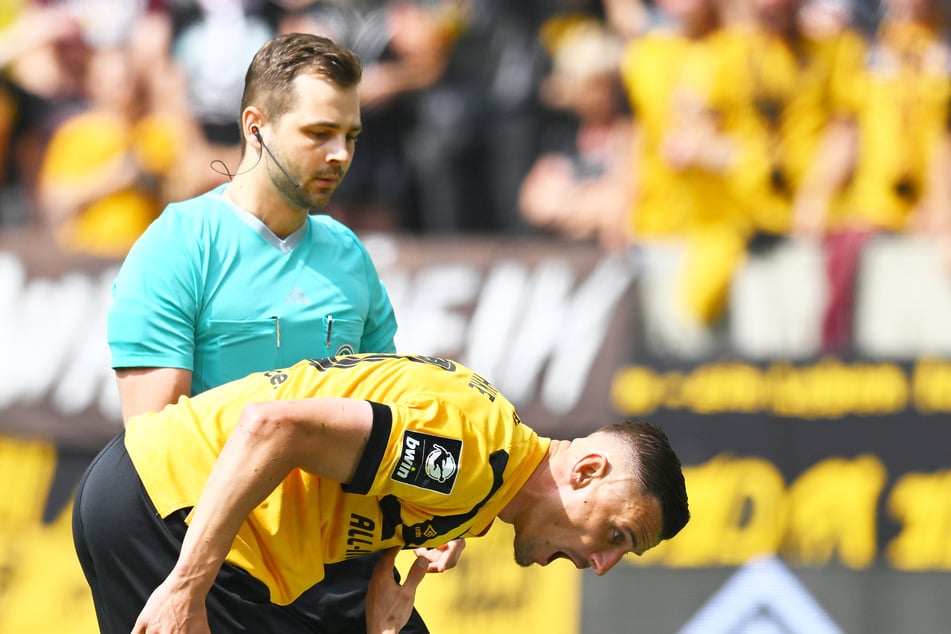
1;0;948;351
518;0;950;353
0;0;608;246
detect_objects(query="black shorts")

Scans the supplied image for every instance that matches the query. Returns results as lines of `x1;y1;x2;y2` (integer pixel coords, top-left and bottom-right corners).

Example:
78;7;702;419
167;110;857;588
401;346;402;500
270;557;429;634
72;433;273;633
72;433;429;634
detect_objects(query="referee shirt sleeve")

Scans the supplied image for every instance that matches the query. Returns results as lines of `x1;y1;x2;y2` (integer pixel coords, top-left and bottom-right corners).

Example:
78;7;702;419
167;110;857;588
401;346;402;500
355;240;398;354
107;206;200;371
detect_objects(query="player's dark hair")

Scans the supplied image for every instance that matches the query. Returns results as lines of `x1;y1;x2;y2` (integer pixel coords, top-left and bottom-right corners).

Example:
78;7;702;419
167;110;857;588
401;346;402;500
601;420;690;541
240;32;362;125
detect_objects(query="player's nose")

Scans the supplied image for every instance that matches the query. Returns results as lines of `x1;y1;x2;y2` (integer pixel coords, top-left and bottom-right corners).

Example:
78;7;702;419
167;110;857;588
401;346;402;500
590;548;625;576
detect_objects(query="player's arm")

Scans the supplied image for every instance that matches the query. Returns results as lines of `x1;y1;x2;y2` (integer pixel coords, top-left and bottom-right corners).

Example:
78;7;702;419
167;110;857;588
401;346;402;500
116;366;193;423
133;397;377;633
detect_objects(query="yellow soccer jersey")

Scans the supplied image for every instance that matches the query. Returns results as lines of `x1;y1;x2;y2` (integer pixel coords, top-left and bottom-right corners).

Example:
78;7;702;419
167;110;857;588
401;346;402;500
620;27;750;239
38;110;176;256
839;21;951;230
124;354;550;605
729;27;866;234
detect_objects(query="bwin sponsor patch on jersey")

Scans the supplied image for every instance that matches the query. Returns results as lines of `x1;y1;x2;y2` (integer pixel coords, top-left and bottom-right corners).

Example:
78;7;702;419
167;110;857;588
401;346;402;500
391;431;462;494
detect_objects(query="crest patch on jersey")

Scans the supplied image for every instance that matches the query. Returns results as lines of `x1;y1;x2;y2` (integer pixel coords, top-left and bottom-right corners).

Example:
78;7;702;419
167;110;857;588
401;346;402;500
391;431;462;494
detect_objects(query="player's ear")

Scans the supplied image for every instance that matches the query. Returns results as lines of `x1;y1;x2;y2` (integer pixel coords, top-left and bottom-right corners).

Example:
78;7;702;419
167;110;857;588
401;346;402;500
571;453;609;489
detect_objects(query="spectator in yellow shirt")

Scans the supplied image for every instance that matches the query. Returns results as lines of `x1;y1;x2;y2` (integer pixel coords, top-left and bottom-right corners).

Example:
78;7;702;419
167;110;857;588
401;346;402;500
36;44;181;257
793;0;951;351
729;0;866;241
620;0;752;326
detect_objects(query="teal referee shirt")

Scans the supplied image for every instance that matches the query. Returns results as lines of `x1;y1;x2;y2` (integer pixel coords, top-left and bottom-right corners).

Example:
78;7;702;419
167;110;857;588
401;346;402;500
107;184;397;395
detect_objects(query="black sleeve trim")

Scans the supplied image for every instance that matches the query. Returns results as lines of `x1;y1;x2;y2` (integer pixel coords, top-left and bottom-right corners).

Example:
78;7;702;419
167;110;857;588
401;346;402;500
342;401;392;494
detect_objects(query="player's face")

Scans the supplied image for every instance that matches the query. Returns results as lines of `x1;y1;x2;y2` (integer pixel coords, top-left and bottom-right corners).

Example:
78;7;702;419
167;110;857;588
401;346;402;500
512;466;664;575
267;73;361;210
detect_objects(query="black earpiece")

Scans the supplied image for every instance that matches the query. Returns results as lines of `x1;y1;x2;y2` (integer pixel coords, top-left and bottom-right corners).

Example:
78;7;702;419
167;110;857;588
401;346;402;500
249;125;303;191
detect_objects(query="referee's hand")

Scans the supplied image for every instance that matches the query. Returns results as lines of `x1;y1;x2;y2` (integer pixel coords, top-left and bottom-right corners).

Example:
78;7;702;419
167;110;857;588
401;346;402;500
366;547;430;634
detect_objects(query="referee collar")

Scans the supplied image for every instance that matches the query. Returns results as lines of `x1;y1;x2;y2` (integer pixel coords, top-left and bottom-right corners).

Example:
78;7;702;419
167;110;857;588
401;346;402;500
218;193;308;254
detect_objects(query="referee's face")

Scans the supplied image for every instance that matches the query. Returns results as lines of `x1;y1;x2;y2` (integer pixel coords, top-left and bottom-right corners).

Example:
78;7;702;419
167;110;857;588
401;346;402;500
266;73;361;211
511;456;664;575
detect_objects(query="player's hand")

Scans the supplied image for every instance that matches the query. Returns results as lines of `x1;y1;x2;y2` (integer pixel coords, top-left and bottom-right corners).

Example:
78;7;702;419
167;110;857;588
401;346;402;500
414;538;466;572
367;547;429;634
131;579;210;633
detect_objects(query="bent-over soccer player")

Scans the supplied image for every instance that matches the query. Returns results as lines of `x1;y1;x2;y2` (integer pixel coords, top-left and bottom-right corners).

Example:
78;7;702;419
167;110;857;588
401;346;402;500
73;353;689;634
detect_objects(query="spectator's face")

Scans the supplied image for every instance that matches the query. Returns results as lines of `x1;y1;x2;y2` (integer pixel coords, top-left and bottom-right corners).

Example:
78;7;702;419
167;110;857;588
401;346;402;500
751;0;800;32
571;73;622;123
511;458;664;575
657;0;717;23
85;48;139;113
387;1;448;57
264;73;361;210
884;0;933;18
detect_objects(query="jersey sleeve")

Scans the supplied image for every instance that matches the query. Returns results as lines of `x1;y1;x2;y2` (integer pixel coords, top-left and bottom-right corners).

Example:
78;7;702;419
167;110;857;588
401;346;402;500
107;205;201;370
344;396;508;513
344;398;478;505
344;401;396;494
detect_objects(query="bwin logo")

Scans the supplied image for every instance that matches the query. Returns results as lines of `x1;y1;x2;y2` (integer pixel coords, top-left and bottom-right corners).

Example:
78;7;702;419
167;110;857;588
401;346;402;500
391;432;462;493
425;444;456;483
397;436;421;479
